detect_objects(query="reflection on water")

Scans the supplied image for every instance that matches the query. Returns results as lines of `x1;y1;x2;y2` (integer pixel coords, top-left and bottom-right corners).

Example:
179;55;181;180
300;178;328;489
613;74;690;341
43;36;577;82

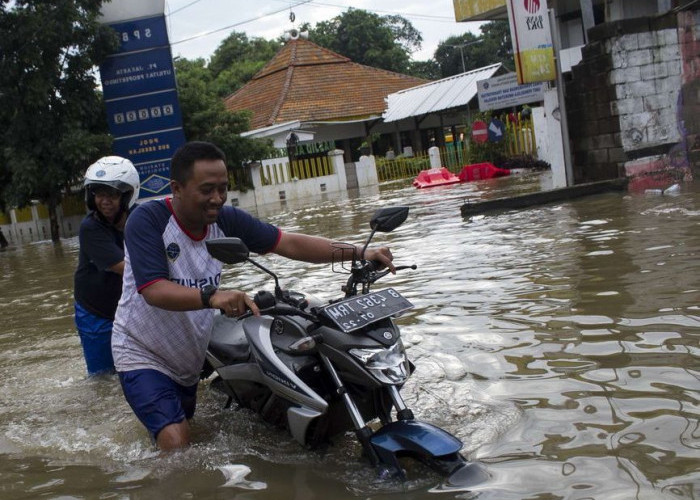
1;172;698;499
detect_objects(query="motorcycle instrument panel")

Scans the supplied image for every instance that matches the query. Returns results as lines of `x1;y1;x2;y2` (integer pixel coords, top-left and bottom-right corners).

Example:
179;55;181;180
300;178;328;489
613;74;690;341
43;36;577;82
320;288;414;333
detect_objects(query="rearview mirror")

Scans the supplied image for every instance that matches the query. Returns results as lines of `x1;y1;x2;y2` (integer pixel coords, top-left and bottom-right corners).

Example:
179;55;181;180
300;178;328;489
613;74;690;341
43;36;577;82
206;238;250;264
369;206;409;233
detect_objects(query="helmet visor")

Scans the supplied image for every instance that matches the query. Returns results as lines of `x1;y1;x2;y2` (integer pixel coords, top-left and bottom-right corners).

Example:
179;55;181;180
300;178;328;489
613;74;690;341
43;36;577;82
91;185;122;199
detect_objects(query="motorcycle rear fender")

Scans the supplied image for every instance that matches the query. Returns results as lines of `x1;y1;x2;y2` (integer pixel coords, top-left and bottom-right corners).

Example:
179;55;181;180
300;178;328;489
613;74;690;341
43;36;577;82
370;420;463;469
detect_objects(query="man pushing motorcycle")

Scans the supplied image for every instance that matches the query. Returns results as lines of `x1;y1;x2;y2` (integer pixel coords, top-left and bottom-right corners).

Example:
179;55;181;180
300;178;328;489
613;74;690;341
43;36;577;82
111;141;394;451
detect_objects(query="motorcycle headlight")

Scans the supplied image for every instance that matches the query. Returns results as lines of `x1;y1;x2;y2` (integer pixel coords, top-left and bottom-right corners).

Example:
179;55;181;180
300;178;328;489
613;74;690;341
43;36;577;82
349;342;410;385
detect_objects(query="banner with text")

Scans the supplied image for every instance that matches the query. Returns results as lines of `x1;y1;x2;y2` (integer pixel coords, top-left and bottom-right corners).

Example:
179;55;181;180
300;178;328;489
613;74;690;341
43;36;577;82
477;72;546;111
99;11;185;197
506;0;556;84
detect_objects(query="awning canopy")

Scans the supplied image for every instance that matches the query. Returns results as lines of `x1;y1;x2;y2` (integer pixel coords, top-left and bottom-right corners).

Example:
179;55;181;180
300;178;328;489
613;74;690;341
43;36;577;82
382;63;502;123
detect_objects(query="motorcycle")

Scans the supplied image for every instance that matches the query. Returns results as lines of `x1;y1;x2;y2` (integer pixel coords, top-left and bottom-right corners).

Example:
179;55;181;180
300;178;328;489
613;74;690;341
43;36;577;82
203;206;486;486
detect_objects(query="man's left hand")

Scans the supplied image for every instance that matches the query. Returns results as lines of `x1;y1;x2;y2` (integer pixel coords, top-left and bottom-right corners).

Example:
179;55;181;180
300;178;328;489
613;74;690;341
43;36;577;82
363;246;395;273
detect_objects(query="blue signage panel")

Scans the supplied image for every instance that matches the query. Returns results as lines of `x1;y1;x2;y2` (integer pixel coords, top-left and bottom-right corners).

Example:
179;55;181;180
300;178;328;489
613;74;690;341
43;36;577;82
108;16;169;54
488;118;506;142
112;128;186;166
100;47;177;100
105;90;183;137
137;159;173;195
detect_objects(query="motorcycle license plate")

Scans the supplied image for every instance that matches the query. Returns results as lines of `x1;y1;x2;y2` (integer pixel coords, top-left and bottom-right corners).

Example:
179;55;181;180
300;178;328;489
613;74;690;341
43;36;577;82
320;288;414;333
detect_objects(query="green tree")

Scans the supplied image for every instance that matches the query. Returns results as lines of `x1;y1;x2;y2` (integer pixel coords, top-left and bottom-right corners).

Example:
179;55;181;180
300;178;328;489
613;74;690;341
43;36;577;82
408;59;441;80
434;21;512;77
174;58;273;188
0;0;116;241
305;9;422;74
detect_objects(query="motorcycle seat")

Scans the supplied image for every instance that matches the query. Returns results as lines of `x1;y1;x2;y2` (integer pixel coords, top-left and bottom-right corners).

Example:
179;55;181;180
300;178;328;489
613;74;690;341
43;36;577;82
209;315;250;364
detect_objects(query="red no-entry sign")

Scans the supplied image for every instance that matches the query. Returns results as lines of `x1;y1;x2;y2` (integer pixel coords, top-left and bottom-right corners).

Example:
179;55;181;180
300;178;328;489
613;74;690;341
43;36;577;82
472;120;488;143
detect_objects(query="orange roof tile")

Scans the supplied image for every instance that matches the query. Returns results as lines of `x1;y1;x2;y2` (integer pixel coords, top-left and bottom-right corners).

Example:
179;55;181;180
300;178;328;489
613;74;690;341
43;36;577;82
223;38;429;130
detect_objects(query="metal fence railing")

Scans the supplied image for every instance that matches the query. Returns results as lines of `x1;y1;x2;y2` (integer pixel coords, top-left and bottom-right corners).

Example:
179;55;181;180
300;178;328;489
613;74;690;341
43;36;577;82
374;118;538;183
259;156;334;186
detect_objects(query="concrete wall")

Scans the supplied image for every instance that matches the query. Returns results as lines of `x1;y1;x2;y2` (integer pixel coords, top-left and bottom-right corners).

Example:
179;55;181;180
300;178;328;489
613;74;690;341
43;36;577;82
565;8;697;188
237;150;380;210
1;204;83;246
246;150;348;207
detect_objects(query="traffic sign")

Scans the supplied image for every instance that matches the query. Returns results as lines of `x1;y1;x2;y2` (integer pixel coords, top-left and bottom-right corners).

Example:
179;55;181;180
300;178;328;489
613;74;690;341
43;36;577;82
488;118;506;142
472;120;488;143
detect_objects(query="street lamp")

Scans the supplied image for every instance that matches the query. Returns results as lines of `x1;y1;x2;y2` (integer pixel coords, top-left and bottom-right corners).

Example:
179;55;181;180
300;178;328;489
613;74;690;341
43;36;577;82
446;38;483;73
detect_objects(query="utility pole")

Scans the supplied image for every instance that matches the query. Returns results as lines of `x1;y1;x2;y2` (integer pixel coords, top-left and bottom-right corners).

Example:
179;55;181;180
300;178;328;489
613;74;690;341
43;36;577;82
446;38;483;73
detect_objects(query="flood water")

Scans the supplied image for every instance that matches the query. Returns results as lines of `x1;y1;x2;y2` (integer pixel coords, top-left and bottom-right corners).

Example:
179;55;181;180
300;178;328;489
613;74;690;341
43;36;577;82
1;172;698;499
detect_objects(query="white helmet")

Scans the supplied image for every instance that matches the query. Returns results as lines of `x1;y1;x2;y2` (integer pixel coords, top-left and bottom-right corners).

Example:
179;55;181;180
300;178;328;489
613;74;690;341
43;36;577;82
84;156;140;211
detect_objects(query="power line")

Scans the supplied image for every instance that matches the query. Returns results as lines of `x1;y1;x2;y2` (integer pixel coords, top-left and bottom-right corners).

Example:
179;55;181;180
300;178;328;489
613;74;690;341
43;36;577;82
169;0;313;46
168;0;204;16
165;0;474;51
270;0;458;24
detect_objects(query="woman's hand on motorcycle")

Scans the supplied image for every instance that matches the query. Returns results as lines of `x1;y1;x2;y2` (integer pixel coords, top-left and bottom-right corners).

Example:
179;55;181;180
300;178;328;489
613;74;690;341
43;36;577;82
210;289;260;317
363;246;395;274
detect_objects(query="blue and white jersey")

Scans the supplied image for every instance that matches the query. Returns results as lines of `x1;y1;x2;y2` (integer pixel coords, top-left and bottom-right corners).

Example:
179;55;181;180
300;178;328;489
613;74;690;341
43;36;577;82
112;198;280;386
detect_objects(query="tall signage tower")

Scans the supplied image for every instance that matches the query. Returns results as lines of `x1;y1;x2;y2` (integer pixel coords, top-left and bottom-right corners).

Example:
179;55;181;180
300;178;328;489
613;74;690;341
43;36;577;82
99;0;186;198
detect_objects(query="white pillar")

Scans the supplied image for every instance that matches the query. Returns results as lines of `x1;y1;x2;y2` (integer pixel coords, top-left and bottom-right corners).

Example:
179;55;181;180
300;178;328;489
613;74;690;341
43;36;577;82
428;146;442;168
356;154;378;187
329;149;347;190
544;88;567;189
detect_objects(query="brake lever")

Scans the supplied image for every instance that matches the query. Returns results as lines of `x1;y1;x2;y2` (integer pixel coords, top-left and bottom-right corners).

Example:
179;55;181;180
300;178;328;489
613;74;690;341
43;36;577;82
369;264;417;284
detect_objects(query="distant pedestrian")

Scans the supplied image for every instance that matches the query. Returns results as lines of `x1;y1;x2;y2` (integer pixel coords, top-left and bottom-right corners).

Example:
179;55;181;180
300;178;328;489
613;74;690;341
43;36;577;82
73;156;140;376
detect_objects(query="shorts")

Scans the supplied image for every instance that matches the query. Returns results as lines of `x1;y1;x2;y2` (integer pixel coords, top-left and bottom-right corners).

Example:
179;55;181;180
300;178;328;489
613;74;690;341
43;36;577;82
118;369;198;439
74;302;114;376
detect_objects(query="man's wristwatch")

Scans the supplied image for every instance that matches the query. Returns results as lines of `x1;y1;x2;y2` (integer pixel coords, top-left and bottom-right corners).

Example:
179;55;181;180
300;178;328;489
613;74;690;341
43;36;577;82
200;284;217;309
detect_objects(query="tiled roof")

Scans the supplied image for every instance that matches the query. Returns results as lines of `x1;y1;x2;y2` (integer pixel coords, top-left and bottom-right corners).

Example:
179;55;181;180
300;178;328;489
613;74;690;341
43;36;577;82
383;63;503;123
223;39;429;130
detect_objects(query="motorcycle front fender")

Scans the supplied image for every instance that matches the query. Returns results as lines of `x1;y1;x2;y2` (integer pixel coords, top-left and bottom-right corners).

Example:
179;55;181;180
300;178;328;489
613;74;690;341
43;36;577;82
370;420;462;470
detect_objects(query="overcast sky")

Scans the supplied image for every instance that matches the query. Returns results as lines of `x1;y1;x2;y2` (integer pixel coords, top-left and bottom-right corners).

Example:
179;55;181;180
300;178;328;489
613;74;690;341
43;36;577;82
163;0;484;63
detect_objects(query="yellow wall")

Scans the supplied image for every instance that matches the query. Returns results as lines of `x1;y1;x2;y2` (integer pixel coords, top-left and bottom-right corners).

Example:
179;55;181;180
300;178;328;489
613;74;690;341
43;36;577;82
36;204;49;219
453;0;506;21
14;207;33;223
62;194;87;217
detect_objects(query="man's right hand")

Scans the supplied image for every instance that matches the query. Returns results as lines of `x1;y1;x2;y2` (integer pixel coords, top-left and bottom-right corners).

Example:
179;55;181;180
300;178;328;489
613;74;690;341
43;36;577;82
209;289;260;317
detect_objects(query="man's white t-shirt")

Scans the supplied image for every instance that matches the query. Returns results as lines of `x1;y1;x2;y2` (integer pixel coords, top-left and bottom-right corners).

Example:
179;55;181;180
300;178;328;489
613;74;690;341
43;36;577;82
112;198;280;386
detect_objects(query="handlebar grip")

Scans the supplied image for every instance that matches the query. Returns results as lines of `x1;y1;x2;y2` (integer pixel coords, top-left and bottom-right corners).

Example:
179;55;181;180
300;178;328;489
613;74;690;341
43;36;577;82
254;290;276;308
368;260;383;271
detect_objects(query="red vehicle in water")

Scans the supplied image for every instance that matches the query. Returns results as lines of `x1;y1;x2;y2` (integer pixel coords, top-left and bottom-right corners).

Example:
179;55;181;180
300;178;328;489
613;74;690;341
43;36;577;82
412;162;511;189
457;162;511;182
412;167;461;189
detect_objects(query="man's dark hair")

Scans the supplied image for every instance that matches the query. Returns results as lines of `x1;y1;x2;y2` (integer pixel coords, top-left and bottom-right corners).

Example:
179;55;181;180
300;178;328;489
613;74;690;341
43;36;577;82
170;141;227;184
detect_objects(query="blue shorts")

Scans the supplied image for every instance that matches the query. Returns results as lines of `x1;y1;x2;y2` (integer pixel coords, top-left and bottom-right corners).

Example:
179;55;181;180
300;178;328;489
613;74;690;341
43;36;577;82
118;369;198;439
74;302;114;376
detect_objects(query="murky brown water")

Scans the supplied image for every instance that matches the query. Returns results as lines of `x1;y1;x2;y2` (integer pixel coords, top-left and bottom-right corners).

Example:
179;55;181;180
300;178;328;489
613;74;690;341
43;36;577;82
1;172;698;499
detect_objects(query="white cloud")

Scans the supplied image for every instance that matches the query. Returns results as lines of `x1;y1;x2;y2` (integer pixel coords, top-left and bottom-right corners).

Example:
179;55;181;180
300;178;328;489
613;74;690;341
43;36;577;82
164;0;484;62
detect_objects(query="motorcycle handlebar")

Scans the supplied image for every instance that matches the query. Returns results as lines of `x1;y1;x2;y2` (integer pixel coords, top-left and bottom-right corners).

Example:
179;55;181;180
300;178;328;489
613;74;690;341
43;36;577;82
365;261;416;273
369;263;417;282
233;303;316;321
